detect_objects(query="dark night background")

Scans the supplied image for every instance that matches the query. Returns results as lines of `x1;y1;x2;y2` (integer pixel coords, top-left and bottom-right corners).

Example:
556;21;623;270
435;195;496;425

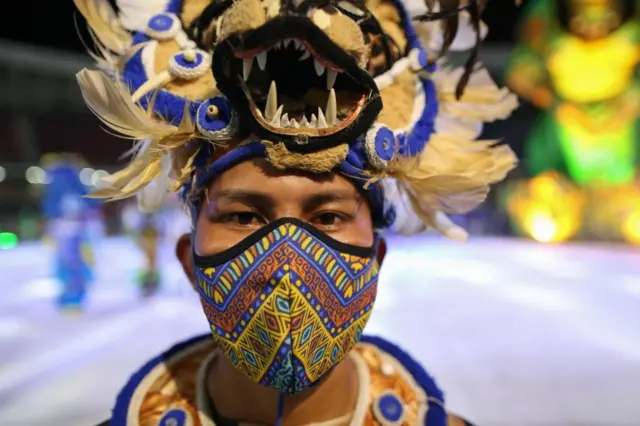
1;1;522;52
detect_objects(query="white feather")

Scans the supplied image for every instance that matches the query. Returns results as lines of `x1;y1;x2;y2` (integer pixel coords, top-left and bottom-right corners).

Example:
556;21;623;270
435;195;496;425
383;179;470;241
116;0;171;32
382;178;427;236
135;139;171;212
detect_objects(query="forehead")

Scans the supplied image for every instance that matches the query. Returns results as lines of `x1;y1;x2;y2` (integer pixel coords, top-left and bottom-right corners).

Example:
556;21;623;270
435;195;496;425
208;159;360;196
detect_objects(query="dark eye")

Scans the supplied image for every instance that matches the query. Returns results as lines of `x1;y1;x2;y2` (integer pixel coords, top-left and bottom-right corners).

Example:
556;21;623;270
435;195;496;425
313;212;343;227
224;212;265;226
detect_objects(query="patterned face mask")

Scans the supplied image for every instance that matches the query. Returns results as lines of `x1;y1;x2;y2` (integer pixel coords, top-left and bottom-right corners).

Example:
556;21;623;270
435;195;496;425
193;218;379;394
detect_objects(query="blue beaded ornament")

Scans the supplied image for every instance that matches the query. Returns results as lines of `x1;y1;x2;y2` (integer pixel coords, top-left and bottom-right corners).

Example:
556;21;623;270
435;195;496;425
372;391;407;426
156;408;191;426
364;124;397;170
168;49;212;80
196;97;238;140
145;13;181;40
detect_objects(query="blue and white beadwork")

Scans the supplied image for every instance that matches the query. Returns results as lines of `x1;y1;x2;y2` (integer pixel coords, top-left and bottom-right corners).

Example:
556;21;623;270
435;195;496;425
409;47;429;72
196;97;239;140
145;13;181;40
168;49;212;80
156;407;191;426
364;124;397;170
372;391;407;426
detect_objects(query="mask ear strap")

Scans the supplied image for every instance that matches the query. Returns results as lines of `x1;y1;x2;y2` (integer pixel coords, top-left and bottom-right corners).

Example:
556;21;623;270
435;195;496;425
276;392;286;426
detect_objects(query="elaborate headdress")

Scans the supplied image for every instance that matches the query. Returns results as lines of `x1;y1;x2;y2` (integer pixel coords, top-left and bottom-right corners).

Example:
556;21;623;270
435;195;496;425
74;0;518;239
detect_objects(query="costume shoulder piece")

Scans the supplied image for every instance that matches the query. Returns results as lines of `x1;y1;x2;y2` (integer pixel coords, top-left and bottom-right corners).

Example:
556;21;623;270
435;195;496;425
108;334;471;426
74;0;518;238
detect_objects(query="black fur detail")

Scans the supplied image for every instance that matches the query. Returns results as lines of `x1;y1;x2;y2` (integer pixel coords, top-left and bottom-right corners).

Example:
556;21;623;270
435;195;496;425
412;0;484;100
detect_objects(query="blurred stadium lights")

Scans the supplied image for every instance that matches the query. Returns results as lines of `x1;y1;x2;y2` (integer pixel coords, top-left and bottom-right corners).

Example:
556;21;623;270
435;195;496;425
79;167;95;186
0;163;115;182
91;170;109;187
0;232;18;250
25;166;48;185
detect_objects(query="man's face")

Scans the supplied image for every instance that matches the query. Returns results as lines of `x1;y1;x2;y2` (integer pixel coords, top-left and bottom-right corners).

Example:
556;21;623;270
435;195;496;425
177;159;376;278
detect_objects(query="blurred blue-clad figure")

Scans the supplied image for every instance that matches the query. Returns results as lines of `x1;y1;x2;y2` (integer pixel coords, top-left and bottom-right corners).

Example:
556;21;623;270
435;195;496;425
41;153;101;313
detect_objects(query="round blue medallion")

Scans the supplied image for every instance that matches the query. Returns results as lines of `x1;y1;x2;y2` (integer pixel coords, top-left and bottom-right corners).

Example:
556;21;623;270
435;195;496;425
168;49;211;80
196;97;238;140
372;391;406;426
149;14;173;32
145;13;181;40
364;124;396;170
157;408;190;426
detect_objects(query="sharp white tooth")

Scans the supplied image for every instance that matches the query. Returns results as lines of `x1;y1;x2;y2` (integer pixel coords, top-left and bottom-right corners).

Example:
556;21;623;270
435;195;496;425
314;59;325;76
265;81;278;121
310;113;317;128
326;69;337;90
290;118;299;128
294;40;302;50
299;49;311;61
275;41;282;49
283;39;292;49
256;51;267;70
270;105;284;125
243;58;253;81
317;107;327;129
281;113;290;127
325;88;337;126
299;116;309;128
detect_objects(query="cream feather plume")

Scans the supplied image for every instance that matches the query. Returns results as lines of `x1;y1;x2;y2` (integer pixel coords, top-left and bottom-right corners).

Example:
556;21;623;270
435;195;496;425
77;69;201;202
76;69;184;141
86;29;122;75
73;0;131;54
383;177;469;242
382;51;519;241
137;144;173;212
389;134;517;235
434;66;519;122
431;64;519;139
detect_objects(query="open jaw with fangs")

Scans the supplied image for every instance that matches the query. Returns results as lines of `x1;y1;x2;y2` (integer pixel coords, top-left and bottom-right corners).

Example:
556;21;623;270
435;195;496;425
212;19;382;153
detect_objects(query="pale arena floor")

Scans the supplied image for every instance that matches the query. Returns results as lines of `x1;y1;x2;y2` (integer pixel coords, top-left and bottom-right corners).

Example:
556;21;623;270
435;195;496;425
0;234;638;426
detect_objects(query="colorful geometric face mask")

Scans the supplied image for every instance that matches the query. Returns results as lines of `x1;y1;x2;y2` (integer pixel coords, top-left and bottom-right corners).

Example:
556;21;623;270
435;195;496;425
193;218;379;394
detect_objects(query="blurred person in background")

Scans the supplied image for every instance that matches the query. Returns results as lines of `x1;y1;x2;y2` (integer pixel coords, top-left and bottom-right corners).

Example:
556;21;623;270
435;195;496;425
121;200;165;298
505;0;639;244
74;0;518;424
41;153;101;313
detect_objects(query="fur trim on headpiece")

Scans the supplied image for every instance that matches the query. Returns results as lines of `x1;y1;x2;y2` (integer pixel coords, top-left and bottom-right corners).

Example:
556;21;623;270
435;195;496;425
264;142;350;173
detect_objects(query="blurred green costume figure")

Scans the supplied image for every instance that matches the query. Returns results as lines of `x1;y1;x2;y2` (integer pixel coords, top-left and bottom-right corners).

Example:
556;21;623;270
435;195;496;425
121;201;163;297
505;0;640;243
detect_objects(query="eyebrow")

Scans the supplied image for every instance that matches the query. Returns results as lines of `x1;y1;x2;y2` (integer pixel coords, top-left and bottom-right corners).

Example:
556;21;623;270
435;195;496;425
211;189;276;215
208;189;362;215
301;190;362;214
